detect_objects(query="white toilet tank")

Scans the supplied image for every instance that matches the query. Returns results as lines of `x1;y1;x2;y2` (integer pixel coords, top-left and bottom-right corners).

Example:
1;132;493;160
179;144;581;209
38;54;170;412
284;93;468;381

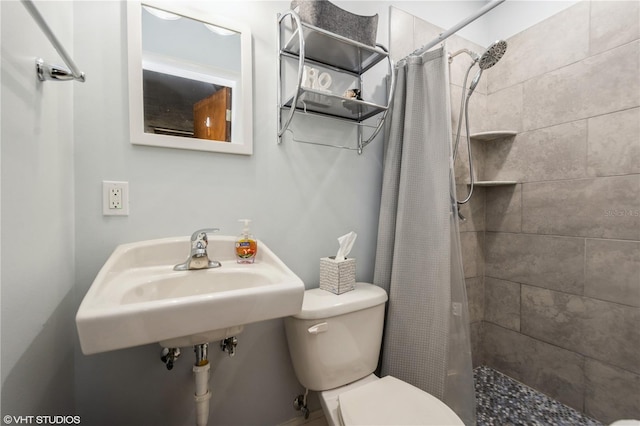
284;283;388;391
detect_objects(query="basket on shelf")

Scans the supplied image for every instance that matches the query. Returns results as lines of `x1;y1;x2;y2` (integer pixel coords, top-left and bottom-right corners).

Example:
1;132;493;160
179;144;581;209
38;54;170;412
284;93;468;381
290;0;378;46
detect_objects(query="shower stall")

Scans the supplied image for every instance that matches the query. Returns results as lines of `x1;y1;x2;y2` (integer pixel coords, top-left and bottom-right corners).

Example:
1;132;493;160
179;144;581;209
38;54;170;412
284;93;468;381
385;1;640;425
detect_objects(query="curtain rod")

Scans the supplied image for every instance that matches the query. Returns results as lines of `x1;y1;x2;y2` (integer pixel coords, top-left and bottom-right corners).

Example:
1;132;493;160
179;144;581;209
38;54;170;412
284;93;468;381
406;0;506;59
21;0;86;82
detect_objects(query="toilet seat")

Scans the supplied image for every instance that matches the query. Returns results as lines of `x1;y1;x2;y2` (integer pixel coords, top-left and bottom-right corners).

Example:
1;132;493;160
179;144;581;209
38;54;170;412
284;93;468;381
337;376;464;425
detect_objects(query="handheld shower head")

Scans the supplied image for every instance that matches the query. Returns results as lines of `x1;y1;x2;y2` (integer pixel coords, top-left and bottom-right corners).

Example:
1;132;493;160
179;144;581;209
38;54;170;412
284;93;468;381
468;69;484;95
455;40;508;206
467;40;507;96
478;40;507;70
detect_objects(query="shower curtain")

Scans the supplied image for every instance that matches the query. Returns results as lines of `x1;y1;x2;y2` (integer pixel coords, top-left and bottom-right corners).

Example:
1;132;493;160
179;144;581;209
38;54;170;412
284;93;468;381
373;46;476;425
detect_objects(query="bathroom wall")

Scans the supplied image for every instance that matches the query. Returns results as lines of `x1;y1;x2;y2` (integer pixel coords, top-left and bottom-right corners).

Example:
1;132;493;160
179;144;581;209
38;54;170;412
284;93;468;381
71;1;382;424
69;1;488;425
2;1;620;424
1;1;488;423
481;2;640;423
1;0;76;416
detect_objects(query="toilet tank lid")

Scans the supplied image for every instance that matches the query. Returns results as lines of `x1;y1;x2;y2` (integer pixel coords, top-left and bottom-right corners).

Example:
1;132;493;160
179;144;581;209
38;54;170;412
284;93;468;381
293;283;388;320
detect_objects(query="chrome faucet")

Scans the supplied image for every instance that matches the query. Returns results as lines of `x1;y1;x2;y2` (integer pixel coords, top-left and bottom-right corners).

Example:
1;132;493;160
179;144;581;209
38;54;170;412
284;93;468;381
174;228;222;271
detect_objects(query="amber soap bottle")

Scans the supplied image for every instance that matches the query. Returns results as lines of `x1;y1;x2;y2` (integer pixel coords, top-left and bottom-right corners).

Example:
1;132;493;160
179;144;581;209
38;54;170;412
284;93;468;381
235;219;257;263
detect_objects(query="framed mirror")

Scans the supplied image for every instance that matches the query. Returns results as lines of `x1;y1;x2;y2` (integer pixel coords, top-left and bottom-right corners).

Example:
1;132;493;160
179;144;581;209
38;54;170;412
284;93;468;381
127;1;253;155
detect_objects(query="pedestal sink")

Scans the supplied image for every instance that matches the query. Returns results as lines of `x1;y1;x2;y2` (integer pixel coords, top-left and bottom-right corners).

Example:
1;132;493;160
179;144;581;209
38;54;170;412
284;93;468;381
76;235;304;354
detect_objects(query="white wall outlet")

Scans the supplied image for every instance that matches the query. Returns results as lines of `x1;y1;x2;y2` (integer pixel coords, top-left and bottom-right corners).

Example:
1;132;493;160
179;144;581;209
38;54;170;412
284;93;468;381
103;181;129;216
109;187;122;209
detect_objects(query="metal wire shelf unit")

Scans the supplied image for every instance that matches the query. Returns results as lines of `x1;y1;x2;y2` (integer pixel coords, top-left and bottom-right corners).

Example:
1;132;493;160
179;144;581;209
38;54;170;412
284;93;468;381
277;10;394;154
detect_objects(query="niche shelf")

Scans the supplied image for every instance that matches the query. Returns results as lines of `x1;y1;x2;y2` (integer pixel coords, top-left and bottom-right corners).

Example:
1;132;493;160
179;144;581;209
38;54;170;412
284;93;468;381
470;130;517;141
467;130;519;186
472;180;518;187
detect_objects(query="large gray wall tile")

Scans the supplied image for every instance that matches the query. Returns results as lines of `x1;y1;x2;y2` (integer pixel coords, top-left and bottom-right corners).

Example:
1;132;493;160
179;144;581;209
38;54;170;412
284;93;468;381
457;184;485;232
484;84;523;133
389;7;416;61
487;1;590;93
451;84;487;138
484;277;520;331
470;322;483;367
461;231;484;279
483;121;587;182
585;358;640;424
410;2;490;96
521;285;640;375
466;276;484;324
522;176;640;240
587;107;640;177
483;322;585;410
412;12;441;54
485;184;522;233
590;0;640;56
522;40;640;131
485;232;585;294
585;239;640;308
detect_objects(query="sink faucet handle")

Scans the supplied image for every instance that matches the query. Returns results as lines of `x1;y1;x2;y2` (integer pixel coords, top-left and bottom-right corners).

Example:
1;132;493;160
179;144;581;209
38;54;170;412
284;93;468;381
190;228;220;242
190;228;220;253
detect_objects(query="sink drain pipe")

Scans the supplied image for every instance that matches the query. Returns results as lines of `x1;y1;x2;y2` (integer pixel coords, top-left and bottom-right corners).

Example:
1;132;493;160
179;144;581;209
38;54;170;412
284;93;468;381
193;344;211;426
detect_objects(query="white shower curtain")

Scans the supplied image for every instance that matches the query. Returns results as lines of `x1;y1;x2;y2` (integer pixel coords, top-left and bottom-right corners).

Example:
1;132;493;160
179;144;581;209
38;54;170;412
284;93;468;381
374;45;476;425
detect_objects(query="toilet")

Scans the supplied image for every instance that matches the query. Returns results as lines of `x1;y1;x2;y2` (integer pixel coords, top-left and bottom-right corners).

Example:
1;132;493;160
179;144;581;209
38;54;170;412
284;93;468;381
284;282;464;426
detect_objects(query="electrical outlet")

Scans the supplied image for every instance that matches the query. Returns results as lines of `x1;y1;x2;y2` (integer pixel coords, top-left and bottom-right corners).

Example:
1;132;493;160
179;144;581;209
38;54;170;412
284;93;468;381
110;187;123;209
103;181;129;216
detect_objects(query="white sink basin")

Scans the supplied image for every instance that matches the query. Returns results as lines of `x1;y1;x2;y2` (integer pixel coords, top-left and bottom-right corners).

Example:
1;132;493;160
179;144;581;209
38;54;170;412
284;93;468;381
76;235;304;354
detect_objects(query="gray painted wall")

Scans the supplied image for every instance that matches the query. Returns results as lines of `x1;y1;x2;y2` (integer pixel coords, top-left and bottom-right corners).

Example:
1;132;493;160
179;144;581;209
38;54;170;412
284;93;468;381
71;1;383;424
68;1;484;425
1;0;76;416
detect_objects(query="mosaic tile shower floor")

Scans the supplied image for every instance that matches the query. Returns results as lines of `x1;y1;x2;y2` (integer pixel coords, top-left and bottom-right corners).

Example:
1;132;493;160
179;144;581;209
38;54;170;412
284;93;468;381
474;366;603;426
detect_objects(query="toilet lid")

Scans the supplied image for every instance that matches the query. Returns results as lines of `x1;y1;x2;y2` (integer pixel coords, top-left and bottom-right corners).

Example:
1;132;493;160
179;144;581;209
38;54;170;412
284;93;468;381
338;376;464;426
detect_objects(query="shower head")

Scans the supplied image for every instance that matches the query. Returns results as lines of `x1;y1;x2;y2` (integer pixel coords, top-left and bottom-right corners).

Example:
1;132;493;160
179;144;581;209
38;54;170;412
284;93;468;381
468;40;507;96
478;40;507;70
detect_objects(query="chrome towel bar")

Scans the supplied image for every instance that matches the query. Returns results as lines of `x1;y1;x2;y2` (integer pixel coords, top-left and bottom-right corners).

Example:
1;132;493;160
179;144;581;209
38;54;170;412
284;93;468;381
21;0;86;82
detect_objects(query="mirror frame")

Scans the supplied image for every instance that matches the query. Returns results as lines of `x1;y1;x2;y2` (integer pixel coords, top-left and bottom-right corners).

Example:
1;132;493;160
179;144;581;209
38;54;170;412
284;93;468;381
127;1;253;155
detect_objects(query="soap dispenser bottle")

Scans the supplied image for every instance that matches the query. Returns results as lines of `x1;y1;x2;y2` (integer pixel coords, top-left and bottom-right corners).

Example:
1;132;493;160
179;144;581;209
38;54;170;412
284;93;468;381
235;219;257;264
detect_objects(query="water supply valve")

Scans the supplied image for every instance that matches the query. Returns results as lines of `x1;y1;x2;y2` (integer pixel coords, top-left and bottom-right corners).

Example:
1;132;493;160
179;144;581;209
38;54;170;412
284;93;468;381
293;393;310;419
220;336;238;357
160;347;181;370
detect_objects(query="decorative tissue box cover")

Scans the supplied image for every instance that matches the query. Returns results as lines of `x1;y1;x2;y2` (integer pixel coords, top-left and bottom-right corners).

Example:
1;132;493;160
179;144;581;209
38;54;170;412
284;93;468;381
290;0;379;47
320;257;356;294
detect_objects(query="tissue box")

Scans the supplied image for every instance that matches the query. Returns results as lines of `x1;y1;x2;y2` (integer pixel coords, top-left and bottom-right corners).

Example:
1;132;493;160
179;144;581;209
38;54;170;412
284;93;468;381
320;256;356;294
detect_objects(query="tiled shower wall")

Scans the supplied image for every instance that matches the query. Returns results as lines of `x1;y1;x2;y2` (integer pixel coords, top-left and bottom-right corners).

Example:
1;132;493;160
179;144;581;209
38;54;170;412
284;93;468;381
480;2;639;424
390;2;640;424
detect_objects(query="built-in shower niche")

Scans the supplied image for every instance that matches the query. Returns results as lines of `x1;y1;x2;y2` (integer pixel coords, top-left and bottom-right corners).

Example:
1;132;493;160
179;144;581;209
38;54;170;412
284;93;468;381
468;130;518;186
